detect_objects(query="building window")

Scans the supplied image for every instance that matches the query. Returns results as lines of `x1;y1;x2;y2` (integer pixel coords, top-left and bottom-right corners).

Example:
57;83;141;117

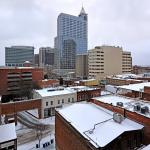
62;99;64;103
51;101;53;105
68;98;70;102
58;100;60;104
46;102;48;106
72;98;74;102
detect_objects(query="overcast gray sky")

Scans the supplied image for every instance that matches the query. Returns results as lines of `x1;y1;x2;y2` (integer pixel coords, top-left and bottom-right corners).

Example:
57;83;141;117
0;0;150;66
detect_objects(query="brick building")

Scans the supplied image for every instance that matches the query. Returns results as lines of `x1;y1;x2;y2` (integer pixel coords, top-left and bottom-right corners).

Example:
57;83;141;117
90;95;150;144
36;79;59;89
106;74;143;86
78;79;99;86
67;86;101;101
55;103;144;150
117;82;150;101
0;67;43;97
132;66;150;74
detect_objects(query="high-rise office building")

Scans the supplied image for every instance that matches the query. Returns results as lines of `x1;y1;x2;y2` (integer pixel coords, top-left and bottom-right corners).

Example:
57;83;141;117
55;7;88;75
76;53;88;78
39;47;55;67
34;54;39;67
88;46;132;80
5;46;34;67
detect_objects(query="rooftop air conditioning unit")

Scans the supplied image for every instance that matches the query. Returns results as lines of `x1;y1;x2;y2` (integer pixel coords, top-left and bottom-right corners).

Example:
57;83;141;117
116;102;124;107
141;106;149;114
134;104;141;111
113;113;124;123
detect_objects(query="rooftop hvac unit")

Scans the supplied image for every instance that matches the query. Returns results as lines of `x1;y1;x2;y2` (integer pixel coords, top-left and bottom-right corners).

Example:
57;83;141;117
140;106;149;114
134;104;141;111
113;113;124;123
116;102;124;107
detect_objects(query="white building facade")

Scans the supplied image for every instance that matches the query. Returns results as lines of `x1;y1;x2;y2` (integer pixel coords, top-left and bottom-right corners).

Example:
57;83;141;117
33;88;77;118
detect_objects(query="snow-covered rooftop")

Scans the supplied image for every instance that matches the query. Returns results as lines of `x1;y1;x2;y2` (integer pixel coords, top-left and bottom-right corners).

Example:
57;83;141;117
118;82;150;92
142;145;150;150
94;95;134;106
92;95;150;118
58;103;143;148
101;91;112;96
68;86;97;92
35;87;76;97
80;79;97;82
35;86;99;97
0;123;17;144
108;74;141;79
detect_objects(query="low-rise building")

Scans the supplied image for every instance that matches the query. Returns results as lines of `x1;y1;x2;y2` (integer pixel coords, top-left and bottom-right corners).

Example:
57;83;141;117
69;86;101;101
55;102;144;150
79;79;99;86
91;95;150;144
117;82;150;101
106;74;143;86
36;79;59;88
33;86;101;118
132;65;150;74
33;87;77;118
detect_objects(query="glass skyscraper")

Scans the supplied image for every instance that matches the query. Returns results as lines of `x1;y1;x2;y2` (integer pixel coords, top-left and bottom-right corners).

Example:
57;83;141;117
5;46;34;67
55;7;88;74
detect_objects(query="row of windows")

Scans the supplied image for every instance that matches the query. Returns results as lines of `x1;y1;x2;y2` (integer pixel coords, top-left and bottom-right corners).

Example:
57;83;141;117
46;98;74;106
89;65;104;67
89;71;104;74
89;61;104;64
89;54;104;57
89;68;104;70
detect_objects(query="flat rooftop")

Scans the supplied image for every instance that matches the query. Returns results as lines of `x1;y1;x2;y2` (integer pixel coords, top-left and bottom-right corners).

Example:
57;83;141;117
108;74;141;79
68;86;98;92
35;86;98;97
0;123;17;144
35;87;76;97
92;95;150;118
58;103;143;148
118;82;150;92
80;79;97;82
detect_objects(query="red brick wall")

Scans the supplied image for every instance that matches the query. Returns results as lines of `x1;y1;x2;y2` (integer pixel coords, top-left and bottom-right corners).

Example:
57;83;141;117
32;68;43;82
37;79;59;88
77;89;101;102
55;111;95;150
90;99;150;144
0;69;8;95
0;99;42;119
106;77;143;86
144;86;150;94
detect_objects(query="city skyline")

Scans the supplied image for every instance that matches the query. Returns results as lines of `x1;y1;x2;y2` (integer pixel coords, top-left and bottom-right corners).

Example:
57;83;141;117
0;0;150;66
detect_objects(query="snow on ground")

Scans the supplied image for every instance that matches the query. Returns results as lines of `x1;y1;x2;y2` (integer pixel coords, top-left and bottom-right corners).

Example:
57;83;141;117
18;133;55;150
40;116;55;125
27;109;39;118
17;116;55;150
16;121;25;131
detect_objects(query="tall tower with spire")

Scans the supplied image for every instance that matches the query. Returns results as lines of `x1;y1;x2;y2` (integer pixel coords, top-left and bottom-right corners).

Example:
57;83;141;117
79;6;88;21
54;7;88;75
